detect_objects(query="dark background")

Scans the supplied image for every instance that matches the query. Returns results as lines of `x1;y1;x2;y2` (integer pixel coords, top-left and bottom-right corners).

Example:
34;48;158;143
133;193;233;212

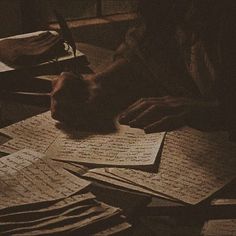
0;0;137;49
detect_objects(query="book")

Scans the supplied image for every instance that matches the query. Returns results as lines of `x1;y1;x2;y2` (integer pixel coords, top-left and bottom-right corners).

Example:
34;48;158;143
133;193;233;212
0;31;89;91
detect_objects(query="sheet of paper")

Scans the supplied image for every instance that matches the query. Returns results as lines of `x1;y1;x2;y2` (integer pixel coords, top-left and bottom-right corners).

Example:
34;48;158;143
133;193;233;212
202;219;236;236
56;161;89;175
109;127;236;204
47;127;165;166
84;168;174;200
0;149;90;210
0;112;164;166
211;198;236;206
0;201;100;233
0;193;95;220
0;31;86;73
0;203;97;233
0;112;61;154
4;203;120;235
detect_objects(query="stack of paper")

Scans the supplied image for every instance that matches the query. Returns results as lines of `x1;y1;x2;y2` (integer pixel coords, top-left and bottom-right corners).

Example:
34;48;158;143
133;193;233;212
0;112;60;154
83;128;236;204
0;149;131;235
0;149;90;208
0;31;88;77
1;112;235;206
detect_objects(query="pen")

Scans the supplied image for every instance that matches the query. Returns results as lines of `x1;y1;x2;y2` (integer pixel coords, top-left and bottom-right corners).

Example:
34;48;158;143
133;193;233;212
54;10;77;58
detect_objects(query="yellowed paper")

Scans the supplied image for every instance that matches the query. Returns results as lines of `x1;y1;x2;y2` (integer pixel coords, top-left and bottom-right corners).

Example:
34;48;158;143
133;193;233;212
211;199;236;205
6;203;120;235
0;200;98;232
47;127;165;166
0;31;86;74
0;204;97;232
202;219;236;236
0;193;95;219
0;112;61;154
56;161;89;175
109;127;236;204
0;149;90;210
85;168;173;200
0;112;164;166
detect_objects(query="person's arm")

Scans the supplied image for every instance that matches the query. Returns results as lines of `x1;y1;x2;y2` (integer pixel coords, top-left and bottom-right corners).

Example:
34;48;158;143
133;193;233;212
50;56;151;130
51;23;157;130
117;3;236;134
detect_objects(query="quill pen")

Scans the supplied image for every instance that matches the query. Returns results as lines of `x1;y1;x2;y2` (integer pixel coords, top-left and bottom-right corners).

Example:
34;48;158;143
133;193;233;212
54;10;77;58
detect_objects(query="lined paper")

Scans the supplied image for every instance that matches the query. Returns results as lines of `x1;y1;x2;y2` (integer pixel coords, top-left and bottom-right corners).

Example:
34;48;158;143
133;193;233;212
47;128;165;166
109;127;236;204
0;149;90;210
0;112;60;154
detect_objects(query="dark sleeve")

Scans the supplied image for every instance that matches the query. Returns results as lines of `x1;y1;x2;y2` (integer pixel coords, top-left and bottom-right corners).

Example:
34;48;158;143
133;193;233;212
93;24;160;109
74;25;157;130
216;6;236;139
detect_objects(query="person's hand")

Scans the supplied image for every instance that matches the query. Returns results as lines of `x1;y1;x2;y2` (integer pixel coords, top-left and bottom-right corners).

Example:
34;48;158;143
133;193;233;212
119;96;223;133
50;72;89;124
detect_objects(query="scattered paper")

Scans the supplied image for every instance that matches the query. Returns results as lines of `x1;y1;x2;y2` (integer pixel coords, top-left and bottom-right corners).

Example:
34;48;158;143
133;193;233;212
109;127;236;204
84;168;174;200
0;112;60;154
0;193;96;220
4;203;120;235
0;112;164;167
0;181;128;236
47;127;165;166
56;161;89;175
211;198;236;206
0;149;90;210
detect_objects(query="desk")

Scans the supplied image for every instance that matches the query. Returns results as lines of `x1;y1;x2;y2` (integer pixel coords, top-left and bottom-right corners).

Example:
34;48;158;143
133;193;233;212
0;42;113;127
0;43;235;236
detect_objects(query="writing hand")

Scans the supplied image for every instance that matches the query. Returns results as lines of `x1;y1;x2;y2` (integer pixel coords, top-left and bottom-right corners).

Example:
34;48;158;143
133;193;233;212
50;72;89;124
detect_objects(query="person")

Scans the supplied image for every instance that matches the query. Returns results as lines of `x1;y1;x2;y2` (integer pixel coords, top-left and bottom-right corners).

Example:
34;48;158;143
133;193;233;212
51;0;236;139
